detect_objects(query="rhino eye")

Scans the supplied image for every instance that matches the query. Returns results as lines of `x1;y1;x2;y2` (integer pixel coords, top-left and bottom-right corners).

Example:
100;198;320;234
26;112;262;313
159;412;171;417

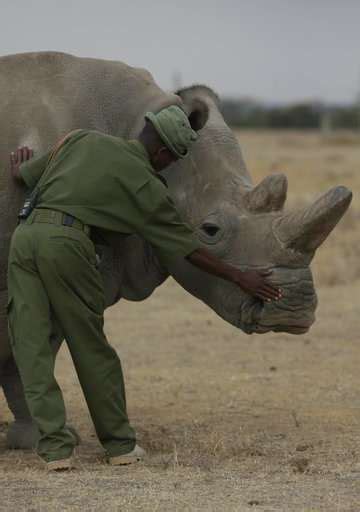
201;223;220;237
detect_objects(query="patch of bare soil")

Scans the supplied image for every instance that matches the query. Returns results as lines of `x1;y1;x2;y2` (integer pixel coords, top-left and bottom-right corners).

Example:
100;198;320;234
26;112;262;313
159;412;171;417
1;131;359;511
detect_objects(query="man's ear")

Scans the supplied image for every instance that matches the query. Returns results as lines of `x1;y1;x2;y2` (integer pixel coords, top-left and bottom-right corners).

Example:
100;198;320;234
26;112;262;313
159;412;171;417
160;146;178;163
158;146;172;157
155;146;175;164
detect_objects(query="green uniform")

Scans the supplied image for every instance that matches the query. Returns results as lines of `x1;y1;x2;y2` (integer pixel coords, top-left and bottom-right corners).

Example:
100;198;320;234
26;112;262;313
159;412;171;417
20;129;199;266
7;129;200;463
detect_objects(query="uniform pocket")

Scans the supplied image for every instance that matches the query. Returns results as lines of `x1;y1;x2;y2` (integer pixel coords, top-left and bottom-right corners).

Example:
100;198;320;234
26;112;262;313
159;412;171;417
49;233;98;267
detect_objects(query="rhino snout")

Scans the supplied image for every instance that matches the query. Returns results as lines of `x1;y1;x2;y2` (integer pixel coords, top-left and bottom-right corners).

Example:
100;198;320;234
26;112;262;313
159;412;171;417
240;267;317;335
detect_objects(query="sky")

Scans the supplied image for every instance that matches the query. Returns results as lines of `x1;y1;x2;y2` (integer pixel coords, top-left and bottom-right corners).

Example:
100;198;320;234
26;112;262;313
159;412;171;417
1;0;359;104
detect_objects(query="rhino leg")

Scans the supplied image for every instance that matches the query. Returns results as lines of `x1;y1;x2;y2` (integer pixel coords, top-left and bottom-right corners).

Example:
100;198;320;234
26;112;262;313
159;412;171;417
2;356;39;449
2;323;81;450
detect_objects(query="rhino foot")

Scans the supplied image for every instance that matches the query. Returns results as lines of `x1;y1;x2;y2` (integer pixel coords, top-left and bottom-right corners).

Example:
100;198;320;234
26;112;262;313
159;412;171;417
6;421;39;449
6;421;81;450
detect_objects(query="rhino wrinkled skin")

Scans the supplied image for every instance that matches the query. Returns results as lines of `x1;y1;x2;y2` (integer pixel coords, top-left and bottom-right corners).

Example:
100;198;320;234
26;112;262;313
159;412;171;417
0;52;352;449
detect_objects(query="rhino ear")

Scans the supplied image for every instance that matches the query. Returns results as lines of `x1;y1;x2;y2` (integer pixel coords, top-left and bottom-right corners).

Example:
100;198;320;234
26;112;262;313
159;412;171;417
245;174;288;213
176;86;212;131
187;99;209;131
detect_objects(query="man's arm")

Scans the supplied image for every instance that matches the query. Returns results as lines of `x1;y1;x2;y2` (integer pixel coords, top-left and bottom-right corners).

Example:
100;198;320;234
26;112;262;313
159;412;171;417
135;180;282;302
10;146;51;189
187;248;281;302
9;131;84;188
10;146;33;183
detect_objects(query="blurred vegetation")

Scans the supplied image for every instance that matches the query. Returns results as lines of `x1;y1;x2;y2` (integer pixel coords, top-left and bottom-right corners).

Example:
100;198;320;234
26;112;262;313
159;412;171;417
221;98;360;130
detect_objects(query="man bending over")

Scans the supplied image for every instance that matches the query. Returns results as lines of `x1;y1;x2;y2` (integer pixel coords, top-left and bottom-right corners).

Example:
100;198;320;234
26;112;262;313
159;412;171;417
8;106;281;471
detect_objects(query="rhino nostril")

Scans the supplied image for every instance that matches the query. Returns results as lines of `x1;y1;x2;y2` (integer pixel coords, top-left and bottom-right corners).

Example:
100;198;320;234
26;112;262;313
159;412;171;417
201;223;220;237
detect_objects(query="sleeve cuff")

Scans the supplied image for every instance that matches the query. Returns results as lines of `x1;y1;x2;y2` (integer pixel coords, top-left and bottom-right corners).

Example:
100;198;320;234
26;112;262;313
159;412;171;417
19;161;37;189
156;239;201;267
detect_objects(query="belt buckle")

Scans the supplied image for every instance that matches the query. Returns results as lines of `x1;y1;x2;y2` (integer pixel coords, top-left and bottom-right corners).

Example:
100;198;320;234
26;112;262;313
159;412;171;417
63;214;75;227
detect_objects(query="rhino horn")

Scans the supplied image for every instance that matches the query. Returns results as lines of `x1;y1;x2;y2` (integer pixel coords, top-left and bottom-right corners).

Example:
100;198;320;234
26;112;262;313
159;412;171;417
245;174;288;213
274;186;352;253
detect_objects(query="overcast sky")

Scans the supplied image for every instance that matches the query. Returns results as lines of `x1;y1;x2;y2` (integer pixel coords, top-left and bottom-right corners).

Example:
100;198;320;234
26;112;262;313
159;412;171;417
1;0;359;104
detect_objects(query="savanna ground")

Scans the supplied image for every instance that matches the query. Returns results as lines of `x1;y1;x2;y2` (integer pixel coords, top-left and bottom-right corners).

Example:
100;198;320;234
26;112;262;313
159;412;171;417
1;130;360;511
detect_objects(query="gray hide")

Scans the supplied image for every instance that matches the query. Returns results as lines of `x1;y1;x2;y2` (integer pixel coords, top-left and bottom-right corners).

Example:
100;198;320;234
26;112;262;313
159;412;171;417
164;86;352;334
0;52;352;448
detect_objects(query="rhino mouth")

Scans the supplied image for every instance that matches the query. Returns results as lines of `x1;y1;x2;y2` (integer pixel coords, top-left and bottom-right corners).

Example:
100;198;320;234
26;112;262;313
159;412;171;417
237;272;317;335
239;298;316;335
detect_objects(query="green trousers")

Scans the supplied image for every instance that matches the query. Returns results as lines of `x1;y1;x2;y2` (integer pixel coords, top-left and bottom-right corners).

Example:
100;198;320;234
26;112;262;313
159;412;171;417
7;216;136;462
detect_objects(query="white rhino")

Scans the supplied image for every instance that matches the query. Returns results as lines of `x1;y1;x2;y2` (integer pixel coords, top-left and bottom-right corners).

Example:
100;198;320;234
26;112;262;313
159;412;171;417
0;52;352;449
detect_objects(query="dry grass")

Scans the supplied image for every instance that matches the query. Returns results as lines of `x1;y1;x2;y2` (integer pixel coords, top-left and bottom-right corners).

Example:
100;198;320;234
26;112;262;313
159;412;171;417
1;130;360;511
238;130;360;287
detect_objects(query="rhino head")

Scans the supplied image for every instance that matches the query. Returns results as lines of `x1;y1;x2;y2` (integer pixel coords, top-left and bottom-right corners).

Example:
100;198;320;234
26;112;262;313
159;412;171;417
162;86;352;335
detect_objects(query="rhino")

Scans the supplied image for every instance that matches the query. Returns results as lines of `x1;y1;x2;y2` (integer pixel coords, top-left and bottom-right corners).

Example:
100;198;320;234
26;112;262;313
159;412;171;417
0;52;352;450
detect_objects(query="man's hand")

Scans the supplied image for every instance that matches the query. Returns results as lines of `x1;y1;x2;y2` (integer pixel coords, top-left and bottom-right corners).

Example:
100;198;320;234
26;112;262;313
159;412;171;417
187;248;282;302
231;269;281;302
10;146;33;182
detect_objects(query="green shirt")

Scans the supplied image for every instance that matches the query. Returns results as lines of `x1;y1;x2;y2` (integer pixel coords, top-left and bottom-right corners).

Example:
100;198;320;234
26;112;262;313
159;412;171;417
20;129;200;265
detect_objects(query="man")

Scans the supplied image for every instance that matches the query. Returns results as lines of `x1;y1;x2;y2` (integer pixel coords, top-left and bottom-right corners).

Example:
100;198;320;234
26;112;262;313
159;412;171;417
8;105;281;471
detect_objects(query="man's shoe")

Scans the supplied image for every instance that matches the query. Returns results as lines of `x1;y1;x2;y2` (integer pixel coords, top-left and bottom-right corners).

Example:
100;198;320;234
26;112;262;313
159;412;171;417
108;445;146;466
46;456;74;471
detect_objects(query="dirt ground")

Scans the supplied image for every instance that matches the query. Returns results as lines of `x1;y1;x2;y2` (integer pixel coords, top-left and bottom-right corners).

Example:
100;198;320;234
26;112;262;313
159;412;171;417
1;130;360;511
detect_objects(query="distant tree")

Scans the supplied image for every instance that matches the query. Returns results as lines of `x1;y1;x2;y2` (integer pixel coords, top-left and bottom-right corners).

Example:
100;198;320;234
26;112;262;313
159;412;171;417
332;107;359;129
220;98;358;130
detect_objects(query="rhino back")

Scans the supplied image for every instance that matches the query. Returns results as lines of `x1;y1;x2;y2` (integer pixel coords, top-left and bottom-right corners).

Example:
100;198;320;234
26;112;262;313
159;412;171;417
0;51;178;154
0;51;181;251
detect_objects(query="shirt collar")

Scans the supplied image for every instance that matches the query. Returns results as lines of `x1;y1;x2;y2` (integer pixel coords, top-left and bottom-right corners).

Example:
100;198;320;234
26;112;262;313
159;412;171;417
131;140;150;163
130;140;168;187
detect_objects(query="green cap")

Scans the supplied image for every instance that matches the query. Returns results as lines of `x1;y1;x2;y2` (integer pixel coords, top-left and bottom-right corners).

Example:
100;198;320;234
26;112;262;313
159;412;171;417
145;105;198;159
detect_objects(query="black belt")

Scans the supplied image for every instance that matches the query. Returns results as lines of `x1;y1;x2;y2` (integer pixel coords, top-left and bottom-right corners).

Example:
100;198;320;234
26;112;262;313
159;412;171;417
26;208;91;236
